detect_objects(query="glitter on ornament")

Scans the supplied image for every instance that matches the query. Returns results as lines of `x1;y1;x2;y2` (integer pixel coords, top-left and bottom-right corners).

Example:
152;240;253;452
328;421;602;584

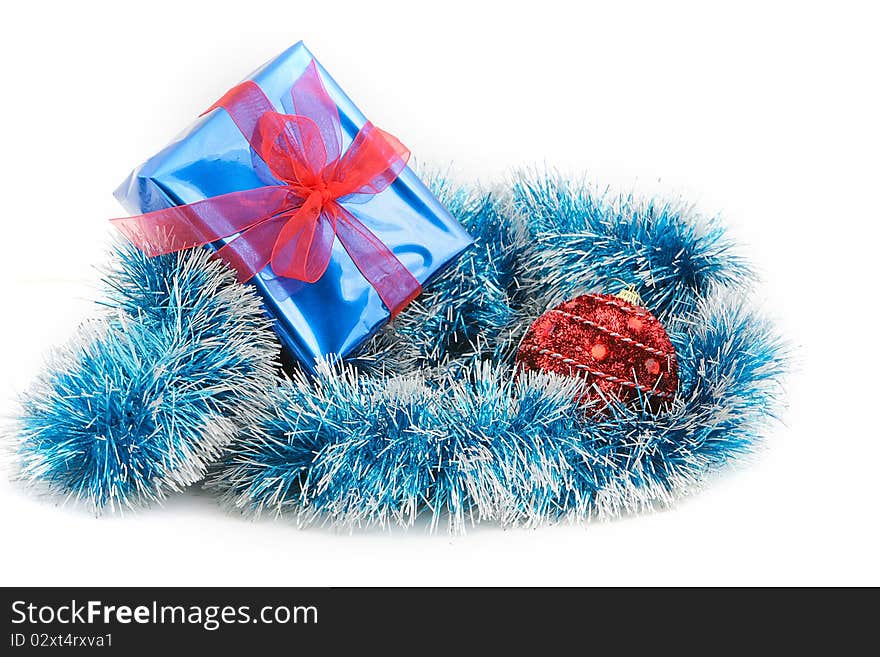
515;291;678;409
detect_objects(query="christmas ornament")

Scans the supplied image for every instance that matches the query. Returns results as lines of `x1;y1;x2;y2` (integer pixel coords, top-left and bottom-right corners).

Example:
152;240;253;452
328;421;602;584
515;290;678;410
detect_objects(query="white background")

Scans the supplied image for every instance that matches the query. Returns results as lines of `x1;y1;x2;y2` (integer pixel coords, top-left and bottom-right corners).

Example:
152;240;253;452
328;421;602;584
1;1;877;586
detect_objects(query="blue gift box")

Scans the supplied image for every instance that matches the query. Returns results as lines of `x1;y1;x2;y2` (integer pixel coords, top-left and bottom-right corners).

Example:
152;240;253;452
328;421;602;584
115;41;473;371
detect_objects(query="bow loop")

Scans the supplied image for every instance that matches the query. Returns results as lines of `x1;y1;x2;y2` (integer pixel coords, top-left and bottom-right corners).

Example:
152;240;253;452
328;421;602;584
252;112;329;187
288;61;344;165
333;124;410;199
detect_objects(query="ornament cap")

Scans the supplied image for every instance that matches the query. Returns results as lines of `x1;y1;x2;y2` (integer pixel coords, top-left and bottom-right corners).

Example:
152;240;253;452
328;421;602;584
615;284;644;307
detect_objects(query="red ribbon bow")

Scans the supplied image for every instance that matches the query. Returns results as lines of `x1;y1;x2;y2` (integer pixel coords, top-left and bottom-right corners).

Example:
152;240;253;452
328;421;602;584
112;61;421;315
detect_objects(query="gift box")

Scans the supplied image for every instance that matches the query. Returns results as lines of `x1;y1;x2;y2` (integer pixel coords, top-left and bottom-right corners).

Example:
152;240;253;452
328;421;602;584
114;41;473;371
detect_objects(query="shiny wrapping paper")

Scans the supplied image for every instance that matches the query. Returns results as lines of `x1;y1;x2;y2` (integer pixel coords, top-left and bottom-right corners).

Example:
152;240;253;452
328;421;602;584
115;42;473;371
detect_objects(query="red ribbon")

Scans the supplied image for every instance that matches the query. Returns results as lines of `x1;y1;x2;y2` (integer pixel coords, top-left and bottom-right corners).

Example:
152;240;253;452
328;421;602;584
112;61;421;316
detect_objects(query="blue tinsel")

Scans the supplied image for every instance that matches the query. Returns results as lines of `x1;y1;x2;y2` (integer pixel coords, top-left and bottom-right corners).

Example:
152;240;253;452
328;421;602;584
11;172;785;525
14;246;279;511
206;172;786;530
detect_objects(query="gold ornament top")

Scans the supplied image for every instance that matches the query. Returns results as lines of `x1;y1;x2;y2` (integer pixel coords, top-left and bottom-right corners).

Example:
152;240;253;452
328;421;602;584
615;285;644;307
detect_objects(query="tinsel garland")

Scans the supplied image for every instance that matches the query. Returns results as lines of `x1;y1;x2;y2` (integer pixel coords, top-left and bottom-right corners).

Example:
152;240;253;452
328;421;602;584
10;171;785;526
13;246;279;510
206;172;787;530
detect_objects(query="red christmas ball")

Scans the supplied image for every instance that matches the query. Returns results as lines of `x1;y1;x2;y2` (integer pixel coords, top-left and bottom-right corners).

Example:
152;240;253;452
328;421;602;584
516;293;678;410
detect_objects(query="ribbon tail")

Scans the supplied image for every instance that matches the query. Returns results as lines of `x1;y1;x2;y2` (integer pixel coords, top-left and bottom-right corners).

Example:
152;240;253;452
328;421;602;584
213;215;287;283
332;204;421;316
110;186;293;256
